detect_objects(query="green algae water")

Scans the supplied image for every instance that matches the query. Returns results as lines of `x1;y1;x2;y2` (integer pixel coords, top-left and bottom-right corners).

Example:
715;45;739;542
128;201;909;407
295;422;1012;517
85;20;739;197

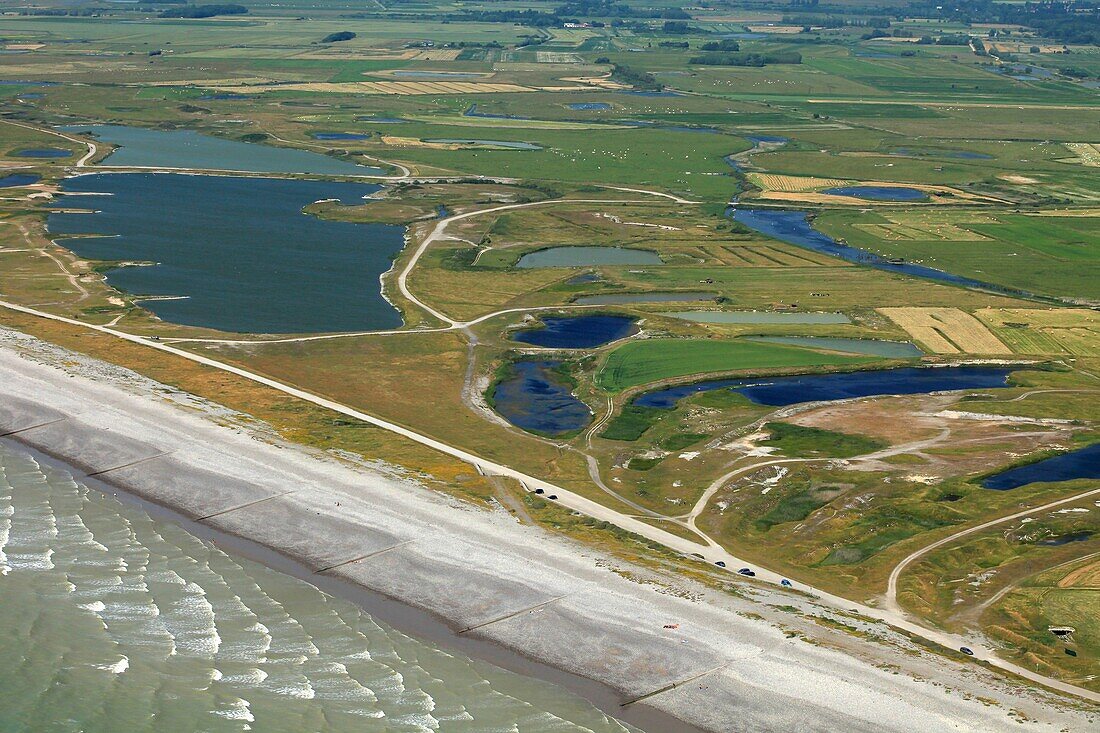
0;444;637;733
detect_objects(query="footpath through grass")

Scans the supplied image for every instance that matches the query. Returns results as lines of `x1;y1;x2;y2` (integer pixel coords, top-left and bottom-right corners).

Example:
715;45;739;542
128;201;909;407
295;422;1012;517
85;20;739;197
596;338;874;392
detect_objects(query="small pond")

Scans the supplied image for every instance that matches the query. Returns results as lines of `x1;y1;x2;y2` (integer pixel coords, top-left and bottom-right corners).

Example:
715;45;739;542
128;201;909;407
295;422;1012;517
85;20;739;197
12;148;70;158
823;186;928;202
198;93;248;100
568;102;611;111
312;132;370;141
747;336;923;358
425;138;542;150
356;116;407;123
1037;531;1093;547
517;246;662;269
491;361;591;435
664;311;850;325
577;292;715;305
0;173;40;187
634;365;1015;409
981;443;1100;491
49;173;404;334
59;124;384;176
512;315;636;349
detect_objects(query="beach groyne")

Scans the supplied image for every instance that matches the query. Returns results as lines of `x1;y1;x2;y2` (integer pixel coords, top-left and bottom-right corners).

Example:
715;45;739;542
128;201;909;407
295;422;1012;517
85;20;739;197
0;331;1093;733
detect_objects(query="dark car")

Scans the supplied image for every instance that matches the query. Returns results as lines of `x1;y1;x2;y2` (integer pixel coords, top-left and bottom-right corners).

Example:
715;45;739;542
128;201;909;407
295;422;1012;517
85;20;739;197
547;494;557;500
960;647;974;656
714;560;726;568
780;579;793;588
534;488;544;495
738;568;755;577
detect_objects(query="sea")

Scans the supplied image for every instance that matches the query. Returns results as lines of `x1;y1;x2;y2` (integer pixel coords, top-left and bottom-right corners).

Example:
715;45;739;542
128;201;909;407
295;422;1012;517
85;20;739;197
0;442;637;733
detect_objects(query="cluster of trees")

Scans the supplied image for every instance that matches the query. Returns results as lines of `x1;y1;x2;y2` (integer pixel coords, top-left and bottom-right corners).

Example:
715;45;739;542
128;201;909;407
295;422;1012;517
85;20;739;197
909;0;1099;46
321;31;356;42
159;3;247;18
556;0;690;20
609;63;662;91
689;50;802;66
700;39;740;52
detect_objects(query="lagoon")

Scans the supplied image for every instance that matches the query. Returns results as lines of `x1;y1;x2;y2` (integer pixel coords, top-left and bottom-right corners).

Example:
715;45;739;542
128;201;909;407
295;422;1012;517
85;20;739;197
49;173;404;334
634;366;1015;409
981;443;1100;491
512;315;637;349
492;361;591;435
517;246;662;269
0;173;40;187
60;124;385;176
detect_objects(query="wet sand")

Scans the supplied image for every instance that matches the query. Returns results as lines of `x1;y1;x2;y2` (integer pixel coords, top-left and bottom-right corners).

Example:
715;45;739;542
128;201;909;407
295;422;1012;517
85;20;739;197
1;328;1096;733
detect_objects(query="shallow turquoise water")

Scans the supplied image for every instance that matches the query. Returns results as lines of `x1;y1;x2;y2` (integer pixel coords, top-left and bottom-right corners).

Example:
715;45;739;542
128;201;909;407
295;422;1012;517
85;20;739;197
0;443;637;733
60;125;384;176
747;336;923;358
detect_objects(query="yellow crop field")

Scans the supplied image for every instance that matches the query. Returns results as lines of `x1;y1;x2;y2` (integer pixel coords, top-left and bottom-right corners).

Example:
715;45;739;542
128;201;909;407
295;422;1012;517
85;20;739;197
1059;558;1100;589
879;307;1012;354
747;173;849;192
974;308;1100;356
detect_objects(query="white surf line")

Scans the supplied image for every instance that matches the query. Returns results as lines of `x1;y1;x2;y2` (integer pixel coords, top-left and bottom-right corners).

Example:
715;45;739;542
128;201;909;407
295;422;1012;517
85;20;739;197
3;296;1098;705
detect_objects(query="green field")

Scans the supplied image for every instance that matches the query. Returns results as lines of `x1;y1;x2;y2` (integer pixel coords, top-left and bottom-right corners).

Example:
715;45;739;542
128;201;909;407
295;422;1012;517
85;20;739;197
596;338;874;391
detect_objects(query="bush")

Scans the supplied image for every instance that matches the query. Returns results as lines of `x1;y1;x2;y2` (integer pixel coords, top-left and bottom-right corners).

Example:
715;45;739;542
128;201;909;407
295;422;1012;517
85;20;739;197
159;4;247;18
321;31;356;43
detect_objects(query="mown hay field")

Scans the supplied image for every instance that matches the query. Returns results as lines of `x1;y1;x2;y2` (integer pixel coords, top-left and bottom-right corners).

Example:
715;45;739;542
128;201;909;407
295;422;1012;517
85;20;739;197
879;307;1011;354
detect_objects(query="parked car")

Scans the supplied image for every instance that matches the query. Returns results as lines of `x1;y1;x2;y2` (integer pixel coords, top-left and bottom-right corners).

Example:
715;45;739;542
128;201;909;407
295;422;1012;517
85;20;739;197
738;568;755;577
780;579;793;588
714;560;726;568
960;647;974;656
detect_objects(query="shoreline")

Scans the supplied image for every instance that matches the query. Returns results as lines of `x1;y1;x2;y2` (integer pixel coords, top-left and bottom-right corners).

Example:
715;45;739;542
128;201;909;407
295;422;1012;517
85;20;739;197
1;329;1096;733
7;440;693;733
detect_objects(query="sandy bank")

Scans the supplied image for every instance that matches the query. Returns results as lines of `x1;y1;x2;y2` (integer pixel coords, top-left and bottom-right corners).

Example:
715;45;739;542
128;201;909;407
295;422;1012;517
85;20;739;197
0;328;1095;733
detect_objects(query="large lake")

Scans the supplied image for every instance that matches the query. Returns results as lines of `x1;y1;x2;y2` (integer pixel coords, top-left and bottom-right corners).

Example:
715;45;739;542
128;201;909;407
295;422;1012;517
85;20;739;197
60;125;385;176
0;443;636;733
50;173;404;334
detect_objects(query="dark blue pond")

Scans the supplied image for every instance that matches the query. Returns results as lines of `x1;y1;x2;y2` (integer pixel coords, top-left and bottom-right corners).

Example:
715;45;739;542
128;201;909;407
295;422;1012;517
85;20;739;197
49;173;404;334
568;102;611;111
512;315;636;349
492;361;591;436
0;173;40;187
746;135;789;144
17;93;44;100
982;444;1100;491
312;132;370;140
634;366;1015;409
356;116;407;124
731;208;1014;293
198;93;248;100
1037;531;1093;547
824;186;927;201
12;148;71;158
